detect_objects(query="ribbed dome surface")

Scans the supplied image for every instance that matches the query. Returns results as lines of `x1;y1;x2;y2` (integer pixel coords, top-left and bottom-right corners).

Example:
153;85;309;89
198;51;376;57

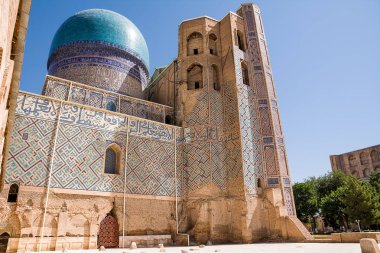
49;9;149;66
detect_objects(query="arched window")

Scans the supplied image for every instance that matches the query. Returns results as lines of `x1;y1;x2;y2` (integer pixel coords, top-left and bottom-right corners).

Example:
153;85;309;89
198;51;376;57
351;170;358;178
211;65;220;91
241;61;249;85
0;232;10;251
187;64;203;90
359;152;368;165
165;115;172;125
187;32;203;56
348;155;356;167
370;150;378;163
363;168;370;178
209;33;217;55
105;144;120;174
106;101;117;112
7;184;19;203
237;30;245;52
257;178;262;188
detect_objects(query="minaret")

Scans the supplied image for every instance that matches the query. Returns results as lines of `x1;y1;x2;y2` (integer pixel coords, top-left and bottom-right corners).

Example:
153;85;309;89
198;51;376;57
236;3;295;214
232;3;312;241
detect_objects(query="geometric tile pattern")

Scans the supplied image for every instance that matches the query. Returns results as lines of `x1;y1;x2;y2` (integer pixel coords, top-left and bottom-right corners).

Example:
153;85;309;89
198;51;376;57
254;73;267;98
125;136;175;196
210;89;224;126
233;48;263;195
6;92;178;196
175;128;184;197
225;139;244;192
69;86;87;105
43;75;174;124
51;124;125;192
43;79;69;101
259;107;272;136
87;91;103;108
284;187;294;215
5;116;56;186
183;142;210;192
223;81;239;127
211;142;228;190
184;90;209;126
264;145;276;176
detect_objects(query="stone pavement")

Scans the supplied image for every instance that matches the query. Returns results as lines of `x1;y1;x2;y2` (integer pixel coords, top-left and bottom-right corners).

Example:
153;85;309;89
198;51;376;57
39;243;380;253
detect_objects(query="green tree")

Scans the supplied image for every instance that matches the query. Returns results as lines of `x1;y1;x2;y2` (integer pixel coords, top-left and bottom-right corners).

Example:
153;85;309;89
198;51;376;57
320;187;347;229
294;171;380;231
341;176;380;228
293;182;319;226
315;171;346;200
315;171;347;229
369;172;380;194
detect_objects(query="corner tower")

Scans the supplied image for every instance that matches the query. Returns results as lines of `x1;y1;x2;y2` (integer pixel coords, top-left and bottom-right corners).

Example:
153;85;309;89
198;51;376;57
47;9;149;98
234;3;312;240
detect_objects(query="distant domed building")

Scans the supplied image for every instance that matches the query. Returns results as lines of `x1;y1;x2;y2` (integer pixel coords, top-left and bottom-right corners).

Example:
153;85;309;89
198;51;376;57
0;4;311;252
48;9;149;98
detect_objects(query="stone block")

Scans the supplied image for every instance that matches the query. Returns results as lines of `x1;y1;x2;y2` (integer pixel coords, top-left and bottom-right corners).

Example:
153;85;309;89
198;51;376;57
360;238;380;253
175;234;189;246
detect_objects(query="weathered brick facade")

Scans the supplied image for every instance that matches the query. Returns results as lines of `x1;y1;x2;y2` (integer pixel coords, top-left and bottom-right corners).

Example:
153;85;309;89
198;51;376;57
330;145;380;180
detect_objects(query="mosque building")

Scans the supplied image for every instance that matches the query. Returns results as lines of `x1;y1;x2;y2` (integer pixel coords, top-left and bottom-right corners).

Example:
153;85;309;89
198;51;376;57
0;3;311;252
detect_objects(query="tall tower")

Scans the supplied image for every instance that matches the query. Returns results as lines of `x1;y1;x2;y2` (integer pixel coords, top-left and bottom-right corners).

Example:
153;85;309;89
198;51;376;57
170;3;312;242
236;3;296;211
234;3;313;240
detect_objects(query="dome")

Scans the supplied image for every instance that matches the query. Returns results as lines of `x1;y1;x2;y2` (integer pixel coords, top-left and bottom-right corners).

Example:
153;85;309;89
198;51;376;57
47;9;149;99
49;9;149;67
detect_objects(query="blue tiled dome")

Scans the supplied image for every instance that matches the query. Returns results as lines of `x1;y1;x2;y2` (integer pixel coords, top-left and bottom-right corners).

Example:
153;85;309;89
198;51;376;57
49;9;149;67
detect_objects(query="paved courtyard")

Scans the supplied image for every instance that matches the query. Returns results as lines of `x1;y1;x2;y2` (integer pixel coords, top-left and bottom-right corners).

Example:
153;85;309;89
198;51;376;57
39;243;378;253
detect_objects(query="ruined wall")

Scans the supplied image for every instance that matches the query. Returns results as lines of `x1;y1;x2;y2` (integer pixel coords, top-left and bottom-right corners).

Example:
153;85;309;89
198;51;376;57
0;184;177;252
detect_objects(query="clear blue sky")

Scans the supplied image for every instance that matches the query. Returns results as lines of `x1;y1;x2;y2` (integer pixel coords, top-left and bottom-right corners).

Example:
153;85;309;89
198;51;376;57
20;0;380;182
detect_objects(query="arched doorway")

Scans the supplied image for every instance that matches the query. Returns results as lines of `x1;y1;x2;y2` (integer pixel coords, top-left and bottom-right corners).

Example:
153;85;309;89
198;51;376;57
98;215;119;248
0;232;10;253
